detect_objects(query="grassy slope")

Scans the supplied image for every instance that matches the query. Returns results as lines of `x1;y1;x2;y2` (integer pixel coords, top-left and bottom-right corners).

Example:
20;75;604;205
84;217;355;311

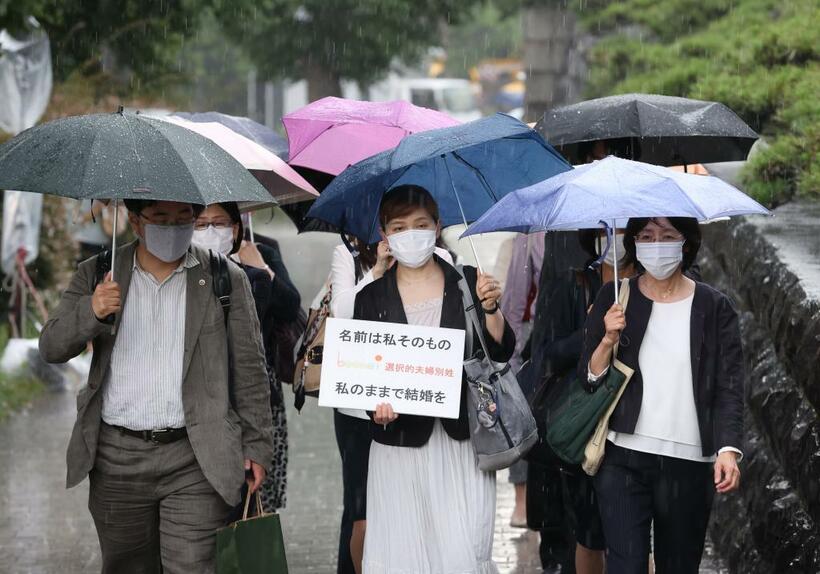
0;370;43;421
580;0;819;206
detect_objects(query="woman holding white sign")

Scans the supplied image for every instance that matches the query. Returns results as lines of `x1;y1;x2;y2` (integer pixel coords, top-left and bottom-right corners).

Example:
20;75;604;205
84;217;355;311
329;237;453;574
353;185;515;574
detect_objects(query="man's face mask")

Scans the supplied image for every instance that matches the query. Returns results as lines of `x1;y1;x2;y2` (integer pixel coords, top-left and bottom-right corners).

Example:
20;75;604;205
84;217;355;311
141;222;194;263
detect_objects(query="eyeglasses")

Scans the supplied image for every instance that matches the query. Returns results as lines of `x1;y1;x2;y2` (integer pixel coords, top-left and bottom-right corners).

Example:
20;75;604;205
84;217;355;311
634;231;685;243
193;219;234;231
138;212;196;227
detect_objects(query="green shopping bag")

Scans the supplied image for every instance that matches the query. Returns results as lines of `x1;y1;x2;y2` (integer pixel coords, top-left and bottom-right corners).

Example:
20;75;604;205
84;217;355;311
217;490;289;574
544;279;633;468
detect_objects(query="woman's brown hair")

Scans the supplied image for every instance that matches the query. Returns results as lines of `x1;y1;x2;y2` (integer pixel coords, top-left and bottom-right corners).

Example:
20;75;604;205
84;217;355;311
378;185;440;229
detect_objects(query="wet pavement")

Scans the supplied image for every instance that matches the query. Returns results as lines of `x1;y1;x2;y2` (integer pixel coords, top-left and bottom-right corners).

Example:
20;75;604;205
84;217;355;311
746;200;820;300
0;385;728;573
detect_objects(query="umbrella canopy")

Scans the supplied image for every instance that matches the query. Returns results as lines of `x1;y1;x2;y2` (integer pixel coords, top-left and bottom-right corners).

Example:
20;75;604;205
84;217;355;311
283;96;460;176
160;115;318;206
536;93;758;166
462;156;770;237
172;111;289;159
0;110;275;205
306;113;572;244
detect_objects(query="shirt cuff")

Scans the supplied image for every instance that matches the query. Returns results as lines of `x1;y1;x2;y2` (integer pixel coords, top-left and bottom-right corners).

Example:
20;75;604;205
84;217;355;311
587;363;609;383
718;446;743;461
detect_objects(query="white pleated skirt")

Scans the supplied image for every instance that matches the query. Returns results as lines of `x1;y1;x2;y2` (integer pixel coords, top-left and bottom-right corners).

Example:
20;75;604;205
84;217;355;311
362;421;498;574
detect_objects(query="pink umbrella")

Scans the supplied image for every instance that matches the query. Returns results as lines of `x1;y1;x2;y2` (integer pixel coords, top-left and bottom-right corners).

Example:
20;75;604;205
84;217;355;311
161;115;319;205
283;97;460;176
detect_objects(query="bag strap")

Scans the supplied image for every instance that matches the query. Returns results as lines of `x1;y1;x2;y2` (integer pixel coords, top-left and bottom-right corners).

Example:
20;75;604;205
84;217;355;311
455;265;494;362
240;489;265;521
210;250;233;328
210;251;235;407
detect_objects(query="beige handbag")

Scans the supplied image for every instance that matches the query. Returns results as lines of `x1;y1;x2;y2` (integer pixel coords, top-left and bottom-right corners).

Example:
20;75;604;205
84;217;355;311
582;279;635;476
293;283;331;403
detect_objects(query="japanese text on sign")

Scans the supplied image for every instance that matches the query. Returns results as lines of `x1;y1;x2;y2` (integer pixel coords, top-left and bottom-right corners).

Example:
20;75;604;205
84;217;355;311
318;318;466;418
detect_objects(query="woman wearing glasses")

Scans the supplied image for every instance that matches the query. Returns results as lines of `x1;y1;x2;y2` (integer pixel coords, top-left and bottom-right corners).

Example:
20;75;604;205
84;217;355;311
581;217;744;574
353;185;515;574
192;203;301;512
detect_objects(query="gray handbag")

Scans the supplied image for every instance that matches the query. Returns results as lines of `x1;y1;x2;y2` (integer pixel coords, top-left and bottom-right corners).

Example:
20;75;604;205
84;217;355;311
457;268;538;472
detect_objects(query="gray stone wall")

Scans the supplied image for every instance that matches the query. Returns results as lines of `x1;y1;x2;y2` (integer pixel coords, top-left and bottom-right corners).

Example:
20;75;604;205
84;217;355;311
699;212;820;573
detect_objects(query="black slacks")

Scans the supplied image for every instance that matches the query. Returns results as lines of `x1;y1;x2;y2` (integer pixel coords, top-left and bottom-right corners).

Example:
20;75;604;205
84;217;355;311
334;410;372;574
594;442;714;574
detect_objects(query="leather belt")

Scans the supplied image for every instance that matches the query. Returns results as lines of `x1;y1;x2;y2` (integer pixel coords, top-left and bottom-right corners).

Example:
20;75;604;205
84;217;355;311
114;425;188;444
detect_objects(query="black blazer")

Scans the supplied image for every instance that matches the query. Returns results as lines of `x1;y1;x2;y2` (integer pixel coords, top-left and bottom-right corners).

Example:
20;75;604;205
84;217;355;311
579;275;744;457
353;256;516;447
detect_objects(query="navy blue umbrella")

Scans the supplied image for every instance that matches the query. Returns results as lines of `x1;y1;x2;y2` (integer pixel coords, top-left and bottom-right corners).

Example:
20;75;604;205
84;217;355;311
305;113;572;248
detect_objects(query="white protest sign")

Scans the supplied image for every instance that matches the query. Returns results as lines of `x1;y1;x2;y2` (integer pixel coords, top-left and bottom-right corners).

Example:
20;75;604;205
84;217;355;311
318;317;466;418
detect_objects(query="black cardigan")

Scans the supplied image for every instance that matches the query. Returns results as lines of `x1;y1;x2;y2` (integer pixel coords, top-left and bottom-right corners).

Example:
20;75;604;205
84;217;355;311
578;275;744;457
353;256;516;447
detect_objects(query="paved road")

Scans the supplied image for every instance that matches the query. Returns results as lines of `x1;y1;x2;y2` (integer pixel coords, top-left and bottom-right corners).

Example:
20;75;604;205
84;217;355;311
0;385;729;573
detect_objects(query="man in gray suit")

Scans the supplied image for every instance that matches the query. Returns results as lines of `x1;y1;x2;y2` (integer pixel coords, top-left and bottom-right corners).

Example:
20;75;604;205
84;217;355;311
40;199;274;573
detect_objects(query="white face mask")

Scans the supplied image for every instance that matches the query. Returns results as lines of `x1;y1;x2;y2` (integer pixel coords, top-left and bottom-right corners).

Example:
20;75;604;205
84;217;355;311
142;223;194;263
192;226;235;255
387;229;436;269
595;234;626;267
635;241;684;280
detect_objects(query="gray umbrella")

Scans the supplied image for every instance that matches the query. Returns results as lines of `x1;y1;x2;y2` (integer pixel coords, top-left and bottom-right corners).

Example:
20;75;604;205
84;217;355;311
536;93;758;166
0;108;275;204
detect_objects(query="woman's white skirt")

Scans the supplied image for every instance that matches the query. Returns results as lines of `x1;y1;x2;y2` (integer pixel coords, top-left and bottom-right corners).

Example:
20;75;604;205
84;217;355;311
363;421;498;574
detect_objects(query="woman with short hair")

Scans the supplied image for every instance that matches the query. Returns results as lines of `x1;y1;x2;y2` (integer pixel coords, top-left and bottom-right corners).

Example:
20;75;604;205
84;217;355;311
353;185;515;574
581;216;743;574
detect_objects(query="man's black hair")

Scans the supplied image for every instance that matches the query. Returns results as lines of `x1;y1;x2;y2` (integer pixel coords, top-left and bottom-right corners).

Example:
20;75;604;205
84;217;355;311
123;199;204;217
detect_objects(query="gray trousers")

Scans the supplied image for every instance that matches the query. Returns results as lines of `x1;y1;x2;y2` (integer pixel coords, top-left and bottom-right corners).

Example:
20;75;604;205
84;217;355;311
89;423;232;574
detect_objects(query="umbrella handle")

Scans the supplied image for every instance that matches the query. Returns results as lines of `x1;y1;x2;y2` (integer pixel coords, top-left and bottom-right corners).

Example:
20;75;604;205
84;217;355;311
109;199;119;335
611;220;619;303
598;220;619;302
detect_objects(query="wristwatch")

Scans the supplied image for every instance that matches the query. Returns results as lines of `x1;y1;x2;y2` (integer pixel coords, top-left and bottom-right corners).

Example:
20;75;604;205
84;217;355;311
483;301;499;314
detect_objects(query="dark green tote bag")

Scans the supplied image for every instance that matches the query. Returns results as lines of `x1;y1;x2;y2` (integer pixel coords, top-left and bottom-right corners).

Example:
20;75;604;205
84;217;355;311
545;279;633;469
217;491;289;574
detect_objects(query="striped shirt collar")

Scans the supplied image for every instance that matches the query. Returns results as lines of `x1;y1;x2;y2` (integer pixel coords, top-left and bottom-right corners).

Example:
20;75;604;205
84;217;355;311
132;249;200;270
132;249;200;285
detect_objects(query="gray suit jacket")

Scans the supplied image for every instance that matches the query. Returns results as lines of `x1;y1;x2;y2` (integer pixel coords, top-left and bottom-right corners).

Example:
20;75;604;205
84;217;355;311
39;241;274;505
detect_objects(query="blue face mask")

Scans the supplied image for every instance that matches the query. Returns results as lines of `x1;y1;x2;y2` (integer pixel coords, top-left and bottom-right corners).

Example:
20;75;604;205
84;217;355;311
142;223;194;262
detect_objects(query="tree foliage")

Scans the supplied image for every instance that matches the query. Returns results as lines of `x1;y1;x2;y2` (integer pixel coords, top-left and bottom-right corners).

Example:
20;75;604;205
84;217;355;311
579;0;820;206
0;0;209;90
213;0;480;97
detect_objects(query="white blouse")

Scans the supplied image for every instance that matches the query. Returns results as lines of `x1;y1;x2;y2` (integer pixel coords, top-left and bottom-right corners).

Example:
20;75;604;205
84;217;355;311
607;293;716;462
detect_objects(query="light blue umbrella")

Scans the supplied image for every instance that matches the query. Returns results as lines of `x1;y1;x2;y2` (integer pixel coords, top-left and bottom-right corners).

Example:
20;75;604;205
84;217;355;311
463;156;771;298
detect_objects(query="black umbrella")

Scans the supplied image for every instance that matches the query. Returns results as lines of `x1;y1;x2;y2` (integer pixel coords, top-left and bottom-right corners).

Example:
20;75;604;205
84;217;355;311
280;166;338;233
536;93;758;166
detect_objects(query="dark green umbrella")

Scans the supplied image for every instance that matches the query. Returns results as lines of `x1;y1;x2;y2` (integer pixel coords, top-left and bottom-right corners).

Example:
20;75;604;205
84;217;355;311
0;108;275;204
0;108;277;282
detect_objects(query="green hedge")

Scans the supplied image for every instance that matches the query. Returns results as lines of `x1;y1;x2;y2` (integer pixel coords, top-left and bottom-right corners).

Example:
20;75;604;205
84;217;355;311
581;0;820;206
